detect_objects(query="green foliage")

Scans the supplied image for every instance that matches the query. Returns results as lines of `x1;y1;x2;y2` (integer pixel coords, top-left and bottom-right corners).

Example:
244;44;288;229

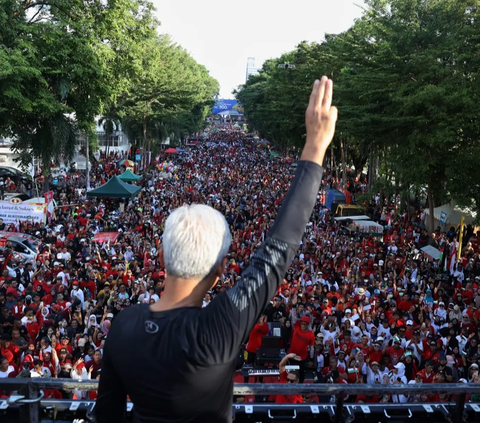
0;0;217;170
117;34;219;147
235;0;480;225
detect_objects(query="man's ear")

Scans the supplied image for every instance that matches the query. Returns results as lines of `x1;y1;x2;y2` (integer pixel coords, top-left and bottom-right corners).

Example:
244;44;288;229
217;257;229;278
158;247;165;267
208;257;229;290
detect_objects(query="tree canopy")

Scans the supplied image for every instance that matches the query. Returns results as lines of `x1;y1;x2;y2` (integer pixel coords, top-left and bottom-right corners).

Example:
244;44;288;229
235;0;480;230
0;0;218;171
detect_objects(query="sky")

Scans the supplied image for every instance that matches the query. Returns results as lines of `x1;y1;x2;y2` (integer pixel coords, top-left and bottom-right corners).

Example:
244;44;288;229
152;0;366;98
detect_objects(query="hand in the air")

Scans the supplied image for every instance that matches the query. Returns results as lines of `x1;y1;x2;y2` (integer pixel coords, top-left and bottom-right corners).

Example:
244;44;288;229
302;76;338;166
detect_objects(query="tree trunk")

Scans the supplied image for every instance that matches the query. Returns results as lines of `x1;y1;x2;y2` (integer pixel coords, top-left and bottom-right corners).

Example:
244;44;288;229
368;149;374;189
427;186;435;234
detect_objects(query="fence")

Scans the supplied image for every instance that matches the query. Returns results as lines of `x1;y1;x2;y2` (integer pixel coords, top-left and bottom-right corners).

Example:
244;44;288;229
1;379;480;422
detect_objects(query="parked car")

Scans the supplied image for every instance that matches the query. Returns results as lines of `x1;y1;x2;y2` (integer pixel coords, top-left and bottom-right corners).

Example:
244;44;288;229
0;166;33;191
0;231;40;262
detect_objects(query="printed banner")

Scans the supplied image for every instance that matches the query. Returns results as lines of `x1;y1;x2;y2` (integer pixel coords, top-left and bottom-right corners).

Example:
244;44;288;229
212;99;244;116
0;201;46;225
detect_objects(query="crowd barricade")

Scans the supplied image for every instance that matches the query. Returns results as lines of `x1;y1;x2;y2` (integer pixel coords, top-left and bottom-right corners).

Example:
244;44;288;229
0;379;480;422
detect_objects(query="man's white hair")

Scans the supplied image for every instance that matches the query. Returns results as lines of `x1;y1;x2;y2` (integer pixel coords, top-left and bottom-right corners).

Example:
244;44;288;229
162;204;232;280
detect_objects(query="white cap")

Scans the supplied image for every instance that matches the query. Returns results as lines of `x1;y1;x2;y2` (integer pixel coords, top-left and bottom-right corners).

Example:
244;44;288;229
406;320;413;326
106;313;114;318
378;260;384;266
345;309;352;314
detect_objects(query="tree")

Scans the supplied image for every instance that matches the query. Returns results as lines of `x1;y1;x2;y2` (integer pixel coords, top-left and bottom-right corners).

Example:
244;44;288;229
118;34;218;163
236;0;480;229
0;0;158;175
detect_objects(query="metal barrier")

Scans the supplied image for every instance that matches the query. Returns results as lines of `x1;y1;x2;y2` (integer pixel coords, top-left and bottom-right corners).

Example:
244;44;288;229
1;379;480;422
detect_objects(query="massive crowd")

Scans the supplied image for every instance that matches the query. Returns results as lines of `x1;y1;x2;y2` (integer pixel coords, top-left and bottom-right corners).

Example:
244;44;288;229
0;130;479;405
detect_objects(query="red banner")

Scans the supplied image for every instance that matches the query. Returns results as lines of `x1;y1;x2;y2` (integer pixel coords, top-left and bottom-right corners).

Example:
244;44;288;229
44;191;54;203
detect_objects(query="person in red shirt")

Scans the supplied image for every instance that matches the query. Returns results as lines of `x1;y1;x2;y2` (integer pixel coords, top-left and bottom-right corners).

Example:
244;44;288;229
353;334;371;357
289;316;315;383
369;341;384;364
385;337;404;365
56;336;74;355
245;314;269;364
416;361;436;383
276;353;303;404
0;333;20;364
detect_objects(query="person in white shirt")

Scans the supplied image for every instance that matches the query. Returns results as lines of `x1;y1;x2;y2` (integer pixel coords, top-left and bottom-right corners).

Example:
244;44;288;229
453;264;465;283
56;268;70;287
30;359;46;378
434;302;448;320
366;361;384;384
71;281;84;306
0;357;15;378
377;320;392;342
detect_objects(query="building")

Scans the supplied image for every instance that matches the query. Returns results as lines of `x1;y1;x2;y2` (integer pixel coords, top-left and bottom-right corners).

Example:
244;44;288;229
95;119;130;155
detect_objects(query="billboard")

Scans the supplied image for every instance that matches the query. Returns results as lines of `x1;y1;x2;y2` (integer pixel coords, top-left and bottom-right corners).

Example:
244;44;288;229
212;99;244;116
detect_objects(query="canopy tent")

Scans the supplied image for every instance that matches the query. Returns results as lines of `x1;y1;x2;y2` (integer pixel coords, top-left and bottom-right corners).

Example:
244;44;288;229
118;170;142;182
165;148;178;154
86;176;141;198
424;202;476;226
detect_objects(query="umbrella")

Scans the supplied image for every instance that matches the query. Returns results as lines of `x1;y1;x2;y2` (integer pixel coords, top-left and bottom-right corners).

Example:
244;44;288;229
165;148;179;154
119;159;134;167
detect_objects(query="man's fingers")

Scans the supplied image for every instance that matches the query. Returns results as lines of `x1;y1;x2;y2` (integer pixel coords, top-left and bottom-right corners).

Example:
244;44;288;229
308;80;320;110
322;79;333;110
316;76;328;109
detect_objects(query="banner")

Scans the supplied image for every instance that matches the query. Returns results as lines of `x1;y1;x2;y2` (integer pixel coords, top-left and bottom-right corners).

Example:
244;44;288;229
212;99;244;116
44;191;54;204
0;201;46;225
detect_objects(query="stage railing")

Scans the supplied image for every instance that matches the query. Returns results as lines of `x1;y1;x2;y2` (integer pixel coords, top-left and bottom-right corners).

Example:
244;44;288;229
1;379;480;423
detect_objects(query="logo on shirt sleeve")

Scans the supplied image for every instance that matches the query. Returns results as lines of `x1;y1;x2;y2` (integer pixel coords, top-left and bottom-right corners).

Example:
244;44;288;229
145;321;159;334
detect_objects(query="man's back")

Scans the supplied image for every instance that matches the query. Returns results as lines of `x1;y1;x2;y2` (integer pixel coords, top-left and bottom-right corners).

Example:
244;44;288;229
96;159;324;423
99;304;236;423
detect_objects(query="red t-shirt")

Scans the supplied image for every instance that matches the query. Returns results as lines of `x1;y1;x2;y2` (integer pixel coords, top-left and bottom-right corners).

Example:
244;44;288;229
275;371;303;404
289;329;315;361
246;323;269;353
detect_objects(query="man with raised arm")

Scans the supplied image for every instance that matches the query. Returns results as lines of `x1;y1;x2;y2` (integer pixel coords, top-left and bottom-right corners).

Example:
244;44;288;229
96;76;338;423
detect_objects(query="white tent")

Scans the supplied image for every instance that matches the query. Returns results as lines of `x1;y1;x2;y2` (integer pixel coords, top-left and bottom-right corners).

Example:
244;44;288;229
424;202;476;227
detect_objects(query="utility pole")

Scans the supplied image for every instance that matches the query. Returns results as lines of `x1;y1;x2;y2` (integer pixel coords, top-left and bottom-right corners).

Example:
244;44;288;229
86;132;90;190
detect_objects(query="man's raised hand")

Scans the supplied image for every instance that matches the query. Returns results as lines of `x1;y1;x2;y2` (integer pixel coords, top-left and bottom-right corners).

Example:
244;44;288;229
301;76;338;166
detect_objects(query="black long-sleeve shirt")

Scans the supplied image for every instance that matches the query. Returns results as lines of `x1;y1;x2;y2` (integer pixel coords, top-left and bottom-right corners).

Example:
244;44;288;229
96;160;324;423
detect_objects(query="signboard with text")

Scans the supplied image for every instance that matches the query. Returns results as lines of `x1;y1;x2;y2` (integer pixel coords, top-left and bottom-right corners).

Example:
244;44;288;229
212;99;244;116
0;201;46;225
